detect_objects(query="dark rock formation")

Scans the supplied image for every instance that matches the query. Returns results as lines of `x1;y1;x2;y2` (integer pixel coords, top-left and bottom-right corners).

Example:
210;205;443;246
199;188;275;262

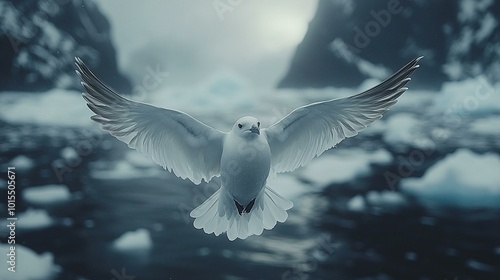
0;0;131;92
279;0;500;90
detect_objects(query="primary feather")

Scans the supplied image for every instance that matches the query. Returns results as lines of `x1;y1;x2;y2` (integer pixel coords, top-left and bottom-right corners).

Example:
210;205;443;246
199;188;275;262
264;56;423;174
75;57;225;184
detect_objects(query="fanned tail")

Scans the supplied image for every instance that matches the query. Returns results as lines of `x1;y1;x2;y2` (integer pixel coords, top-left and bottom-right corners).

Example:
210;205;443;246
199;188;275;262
190;186;293;241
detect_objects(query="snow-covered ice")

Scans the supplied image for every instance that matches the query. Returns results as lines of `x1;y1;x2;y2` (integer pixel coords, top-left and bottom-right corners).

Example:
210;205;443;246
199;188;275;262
382;113;422;147
17;208;54;230
8;155;35;171
60;147;79;162
401;149;500;208
149;72;255;116
347;191;406;212
90;160;162;180
23;184;71;205
267;174;308;201
299;148;392;187
90;161;142;179
112;228;153;251
0;244;60;280
433;77;500;115
347;195;366;212
90;150;166;179
365;190;406;206
470;115;500;135
395;90;435;111
0;89;92;127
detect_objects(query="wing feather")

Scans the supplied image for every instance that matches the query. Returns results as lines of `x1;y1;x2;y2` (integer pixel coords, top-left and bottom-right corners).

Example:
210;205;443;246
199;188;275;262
75;57;225;184
264;56;422;174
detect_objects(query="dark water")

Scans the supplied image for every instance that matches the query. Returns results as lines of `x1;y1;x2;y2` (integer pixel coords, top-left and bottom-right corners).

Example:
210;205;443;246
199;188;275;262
1;120;500;280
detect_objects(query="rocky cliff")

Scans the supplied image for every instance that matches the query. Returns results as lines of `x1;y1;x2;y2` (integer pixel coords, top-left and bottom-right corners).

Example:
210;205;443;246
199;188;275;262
0;0;131;92
279;0;500;90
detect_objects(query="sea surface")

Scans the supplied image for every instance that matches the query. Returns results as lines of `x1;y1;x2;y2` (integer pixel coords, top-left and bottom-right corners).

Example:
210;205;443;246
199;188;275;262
1;106;499;280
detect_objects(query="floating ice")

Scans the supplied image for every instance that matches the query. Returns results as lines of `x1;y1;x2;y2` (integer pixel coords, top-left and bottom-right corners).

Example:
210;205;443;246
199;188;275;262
365;190;406;206
112;228;153;251
90;160;161;180
8;155;35;171
383;113;422;147
466;259;497;273
347;195;366;212
395;90;435;110
17;208;54;230
146;72;256;122
89;150;162;179
433;77;500;115
60;147;79;162
0;89;92;127
299;149;392;187
470;115;500;135
401;149;500;208
0;244;60;280
23;184;71;205
267;174;308;201
347;191;406;213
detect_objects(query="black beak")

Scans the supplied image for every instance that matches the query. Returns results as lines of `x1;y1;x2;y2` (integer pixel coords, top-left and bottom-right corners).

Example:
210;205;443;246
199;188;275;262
234;199;256;215
249;126;260;135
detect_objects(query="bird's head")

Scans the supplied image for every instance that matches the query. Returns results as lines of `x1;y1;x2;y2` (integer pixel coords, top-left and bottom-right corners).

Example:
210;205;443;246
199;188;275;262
232;116;260;137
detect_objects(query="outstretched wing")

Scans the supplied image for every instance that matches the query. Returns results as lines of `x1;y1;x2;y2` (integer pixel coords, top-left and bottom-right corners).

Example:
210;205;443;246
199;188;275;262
75;57;226;184
264;56;422;174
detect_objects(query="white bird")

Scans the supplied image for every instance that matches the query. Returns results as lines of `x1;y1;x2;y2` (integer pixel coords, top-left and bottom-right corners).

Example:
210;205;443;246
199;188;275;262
75;56;422;241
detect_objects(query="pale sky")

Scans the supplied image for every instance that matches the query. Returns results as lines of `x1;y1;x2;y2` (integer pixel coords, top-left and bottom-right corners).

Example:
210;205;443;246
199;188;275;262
94;0;317;88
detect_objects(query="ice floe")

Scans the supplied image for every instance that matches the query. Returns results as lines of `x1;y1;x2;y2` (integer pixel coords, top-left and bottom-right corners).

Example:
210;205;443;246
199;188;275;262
23;184;71;205
382;113;422;147
0;89;92;127
433;77;500;115
8;155;35;171
365;190;406;206
470;115;500;135
347;195;366;212
17;208;54;230
112;228;153;251
299;148;392;187
90;160;162;180
401;149;500;208
267;174;308;201
347;191;406;212
0;243;60;280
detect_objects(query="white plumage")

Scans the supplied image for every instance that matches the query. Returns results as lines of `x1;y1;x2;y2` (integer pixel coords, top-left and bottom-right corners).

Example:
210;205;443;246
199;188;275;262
75;56;422;240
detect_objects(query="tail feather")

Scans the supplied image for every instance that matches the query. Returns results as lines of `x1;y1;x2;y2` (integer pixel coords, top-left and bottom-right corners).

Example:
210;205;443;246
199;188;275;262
190;186;293;240
190;189;220;218
202;208;219;234
264;189;289;222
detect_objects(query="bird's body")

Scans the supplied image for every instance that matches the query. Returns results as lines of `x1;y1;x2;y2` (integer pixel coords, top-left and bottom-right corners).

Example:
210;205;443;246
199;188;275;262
190;117;291;240
75;56;422;240
221;119;271;207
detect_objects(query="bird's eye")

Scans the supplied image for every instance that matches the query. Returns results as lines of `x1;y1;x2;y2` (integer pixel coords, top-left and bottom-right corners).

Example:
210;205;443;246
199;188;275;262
257;122;260;127
238;124;242;129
